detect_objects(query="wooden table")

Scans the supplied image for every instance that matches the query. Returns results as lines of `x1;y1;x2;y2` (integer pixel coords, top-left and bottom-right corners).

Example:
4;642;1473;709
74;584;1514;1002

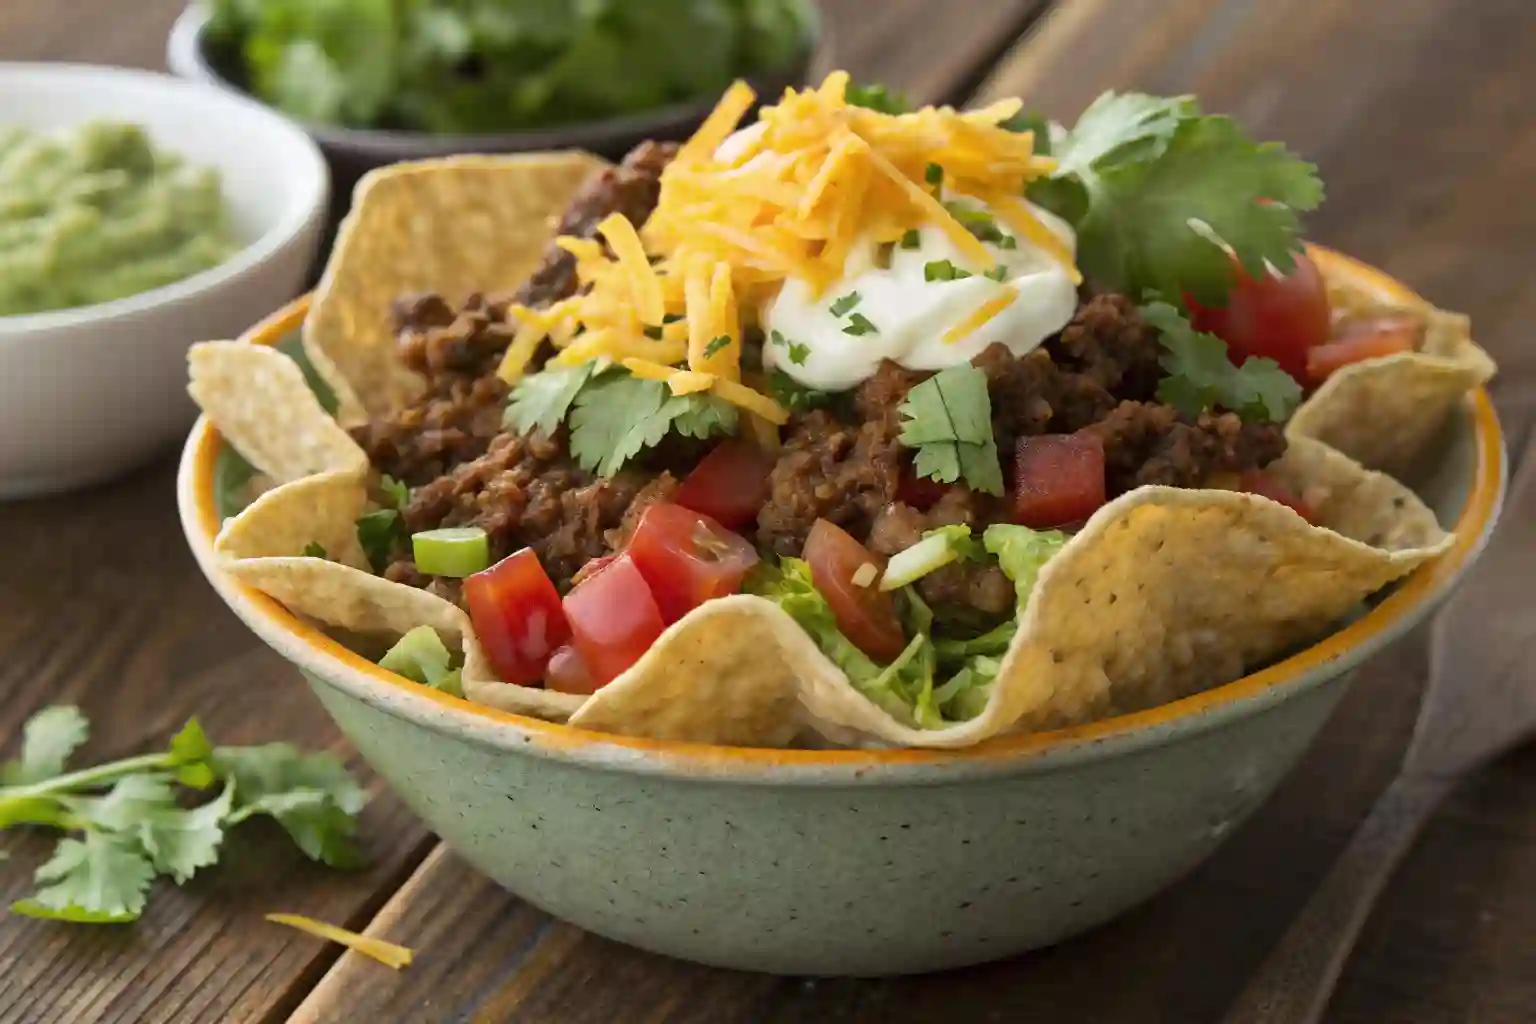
2;2;1534;1021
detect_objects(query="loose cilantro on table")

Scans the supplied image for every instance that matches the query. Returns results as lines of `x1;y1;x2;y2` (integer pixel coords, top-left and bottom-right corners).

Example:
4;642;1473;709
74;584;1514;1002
1;708;367;924
897;366;1005;496
1141;301;1302;422
1026;92;1324;305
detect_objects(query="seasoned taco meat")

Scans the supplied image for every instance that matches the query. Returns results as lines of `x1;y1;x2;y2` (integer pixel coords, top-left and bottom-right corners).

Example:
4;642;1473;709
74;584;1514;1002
1084;401;1287;493
355;141;679;485
868;499;1015;616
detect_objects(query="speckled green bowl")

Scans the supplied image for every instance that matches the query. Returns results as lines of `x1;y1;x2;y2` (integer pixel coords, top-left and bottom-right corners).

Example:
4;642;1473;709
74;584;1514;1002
177;251;1506;976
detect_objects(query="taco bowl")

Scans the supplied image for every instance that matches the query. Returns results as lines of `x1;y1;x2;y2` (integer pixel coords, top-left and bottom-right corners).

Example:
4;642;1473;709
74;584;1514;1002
178;78;1504;972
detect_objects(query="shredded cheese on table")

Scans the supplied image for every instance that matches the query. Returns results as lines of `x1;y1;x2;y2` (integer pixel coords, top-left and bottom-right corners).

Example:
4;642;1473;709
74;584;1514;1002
505;71;1073;424
265;913;415;970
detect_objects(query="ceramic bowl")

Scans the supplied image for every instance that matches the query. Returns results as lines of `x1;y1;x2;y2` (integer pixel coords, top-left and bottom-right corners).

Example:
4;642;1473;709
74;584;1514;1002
166;3;820;216
0;63;328;500
177;251;1506;976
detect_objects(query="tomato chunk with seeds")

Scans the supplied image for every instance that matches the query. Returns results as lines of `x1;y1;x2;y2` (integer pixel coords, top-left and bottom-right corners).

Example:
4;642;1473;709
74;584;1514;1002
562;553;666;688
802;519;906;662
545;644;598;695
1187;252;1331;381
1305;315;1418;385
463;548;570;686
675;441;774;530
1013;434;1107;529
1239;469;1316;523
627;503;759;624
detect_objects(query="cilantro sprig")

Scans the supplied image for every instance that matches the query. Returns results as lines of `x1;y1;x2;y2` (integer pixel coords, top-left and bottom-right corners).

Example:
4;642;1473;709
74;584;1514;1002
505;361;738;477
1;707;368;924
1027;91;1323;305
897;366;1005;496
1141;301;1302;422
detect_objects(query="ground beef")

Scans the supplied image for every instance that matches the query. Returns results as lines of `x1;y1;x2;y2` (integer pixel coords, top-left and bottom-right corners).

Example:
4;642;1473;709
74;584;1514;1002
1084;401;1287;495
867;500;1014;616
755;363;915;555
605;472;681;550
353;140;678;485
388;430;653;593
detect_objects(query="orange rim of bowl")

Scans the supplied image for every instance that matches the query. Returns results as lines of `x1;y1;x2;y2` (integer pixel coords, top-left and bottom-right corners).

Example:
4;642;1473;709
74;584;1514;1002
191;245;1505;767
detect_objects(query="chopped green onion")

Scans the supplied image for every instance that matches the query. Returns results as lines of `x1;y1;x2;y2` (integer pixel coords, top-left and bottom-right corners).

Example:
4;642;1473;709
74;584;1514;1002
411;527;490;578
881;527;977;591
900;229;921;249
924;260;972;282
842;313;879;336
829;291;862;317
379;626;460;695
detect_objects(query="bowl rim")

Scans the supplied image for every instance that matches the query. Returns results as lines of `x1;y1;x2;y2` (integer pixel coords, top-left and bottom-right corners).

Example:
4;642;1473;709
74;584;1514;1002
177;245;1507;783
0;61;329;338
166;3;822;159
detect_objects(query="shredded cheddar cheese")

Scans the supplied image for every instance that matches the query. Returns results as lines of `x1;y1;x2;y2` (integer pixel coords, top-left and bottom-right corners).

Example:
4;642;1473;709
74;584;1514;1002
265;914;414;970
530;72;1069;435
943;285;1022;345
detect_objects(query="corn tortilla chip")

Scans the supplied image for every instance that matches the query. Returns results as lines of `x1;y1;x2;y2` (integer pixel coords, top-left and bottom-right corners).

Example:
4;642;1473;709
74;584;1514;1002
188;342;367;484
304;152;610;425
1288;258;1496;476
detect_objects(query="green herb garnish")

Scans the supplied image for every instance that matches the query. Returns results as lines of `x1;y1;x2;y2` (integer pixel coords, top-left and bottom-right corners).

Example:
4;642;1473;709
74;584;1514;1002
356;509;405;572
842;313;879;337
897;366;1004;495
786;341;810;365
846;83;912;115
703;335;732;358
505;360;605;438
768;369;833;414
301;542;328;560
570;374;737;476
829;291;862;317
1141;301;1302;422
985;265;1009;282
925;163;944;186
380;474;409;509
900;229;921;250
1027;92;1323;305
1;707;367;924
924;260;972;282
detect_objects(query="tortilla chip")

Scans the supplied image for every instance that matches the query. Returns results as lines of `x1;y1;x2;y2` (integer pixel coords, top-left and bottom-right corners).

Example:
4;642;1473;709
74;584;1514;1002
569;597;808;747
216;470;371;570
188;342;367;484
1292;255;1496;476
304;152;610;425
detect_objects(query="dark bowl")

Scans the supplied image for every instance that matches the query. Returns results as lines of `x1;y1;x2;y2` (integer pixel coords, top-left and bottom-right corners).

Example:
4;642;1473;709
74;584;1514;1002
166;3;821;256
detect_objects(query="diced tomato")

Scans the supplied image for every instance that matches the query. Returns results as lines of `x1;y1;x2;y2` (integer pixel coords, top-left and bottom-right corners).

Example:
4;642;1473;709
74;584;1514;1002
897;469;949;510
545;644;599;695
1187;251;1331;381
627;503;759;624
562;553;667;688
1305;316;1418;385
674;441;774;530
1239;469;1316;523
462;548;571;686
802;519;906;662
1013;434;1107;529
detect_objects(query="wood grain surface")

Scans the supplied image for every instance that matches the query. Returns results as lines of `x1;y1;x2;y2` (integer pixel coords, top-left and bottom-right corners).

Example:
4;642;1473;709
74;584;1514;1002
0;1;1533;1022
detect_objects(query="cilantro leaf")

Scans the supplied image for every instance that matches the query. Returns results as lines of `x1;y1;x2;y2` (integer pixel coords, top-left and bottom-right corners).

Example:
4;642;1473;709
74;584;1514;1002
75;775;231;885
355;509;404;573
570;374;738;476
768;369;833;414
505;361;603;438
667;393;739;441
924;260;972;282
703;335;731;358
900;229;921;249
167;719;216;790
301;541;328;560
842;313;879;336
2;706;88;786
1035;92;1323;304
215;744;369;870
999;110;1053;154
14;831;155;922
786;341;810;366
1141;301;1302;422
898;367;1005;496
379;475;409;509
829;292;862;317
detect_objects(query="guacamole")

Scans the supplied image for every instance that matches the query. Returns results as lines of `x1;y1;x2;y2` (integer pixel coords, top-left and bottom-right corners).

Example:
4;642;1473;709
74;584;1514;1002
0;121;238;317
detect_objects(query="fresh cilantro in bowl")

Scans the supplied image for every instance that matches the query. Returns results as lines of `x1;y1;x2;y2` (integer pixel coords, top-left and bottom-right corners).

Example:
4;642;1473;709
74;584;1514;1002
201;0;819;134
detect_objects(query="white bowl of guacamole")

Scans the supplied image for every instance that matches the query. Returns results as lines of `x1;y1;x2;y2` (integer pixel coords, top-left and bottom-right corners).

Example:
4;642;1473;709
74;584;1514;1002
0;63;328;499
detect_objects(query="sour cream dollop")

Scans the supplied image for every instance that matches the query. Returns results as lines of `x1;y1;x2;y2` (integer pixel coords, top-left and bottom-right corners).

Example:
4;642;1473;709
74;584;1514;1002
760;196;1079;391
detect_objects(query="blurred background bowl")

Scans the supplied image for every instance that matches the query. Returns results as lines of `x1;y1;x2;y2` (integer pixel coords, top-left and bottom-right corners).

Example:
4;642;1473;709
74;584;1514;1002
0;63;328;500
166;2;821;244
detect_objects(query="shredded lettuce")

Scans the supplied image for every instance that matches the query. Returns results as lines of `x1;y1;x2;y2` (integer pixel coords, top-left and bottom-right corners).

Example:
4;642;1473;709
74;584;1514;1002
748;524;1068;730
